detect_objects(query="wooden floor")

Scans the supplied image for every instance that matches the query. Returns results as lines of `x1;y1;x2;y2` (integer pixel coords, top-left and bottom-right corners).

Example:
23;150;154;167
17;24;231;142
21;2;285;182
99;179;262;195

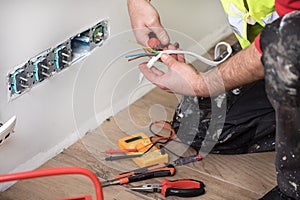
0;35;277;199
0;88;276;200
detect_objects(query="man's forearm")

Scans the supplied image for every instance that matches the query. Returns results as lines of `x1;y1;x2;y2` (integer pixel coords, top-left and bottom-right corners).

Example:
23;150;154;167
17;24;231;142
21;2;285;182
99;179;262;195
198;43;264;97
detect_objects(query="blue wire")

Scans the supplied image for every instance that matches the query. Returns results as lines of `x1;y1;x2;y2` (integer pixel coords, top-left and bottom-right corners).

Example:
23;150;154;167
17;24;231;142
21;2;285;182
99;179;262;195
125;52;158;58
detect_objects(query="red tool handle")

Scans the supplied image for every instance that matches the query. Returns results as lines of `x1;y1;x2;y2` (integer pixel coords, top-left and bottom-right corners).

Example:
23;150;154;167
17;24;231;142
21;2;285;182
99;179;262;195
0;167;103;200
119;167;175;185
161;179;205;197
147;32;161;49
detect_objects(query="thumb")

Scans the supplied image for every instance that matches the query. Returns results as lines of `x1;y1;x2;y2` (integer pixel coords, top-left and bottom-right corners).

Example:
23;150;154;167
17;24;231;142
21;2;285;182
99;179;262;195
151;25;170;46
161;53;178;68
155;28;169;46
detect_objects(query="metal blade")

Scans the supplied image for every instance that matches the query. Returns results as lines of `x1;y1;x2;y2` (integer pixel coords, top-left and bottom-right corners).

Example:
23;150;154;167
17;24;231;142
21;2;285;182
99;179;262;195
129;184;162;193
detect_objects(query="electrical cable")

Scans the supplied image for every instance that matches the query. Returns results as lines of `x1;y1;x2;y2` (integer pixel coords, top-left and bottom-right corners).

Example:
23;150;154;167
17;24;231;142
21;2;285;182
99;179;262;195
147;42;232;68
148;121;198;158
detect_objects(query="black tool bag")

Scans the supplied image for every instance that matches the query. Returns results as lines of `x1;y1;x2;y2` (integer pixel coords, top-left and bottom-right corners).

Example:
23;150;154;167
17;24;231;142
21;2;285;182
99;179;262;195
171;43;276;154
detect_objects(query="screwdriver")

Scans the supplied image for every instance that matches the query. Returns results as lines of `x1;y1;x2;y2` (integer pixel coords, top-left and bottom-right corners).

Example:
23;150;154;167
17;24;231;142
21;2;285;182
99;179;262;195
101;166;175;187
171;154;202;166
114;163;174;179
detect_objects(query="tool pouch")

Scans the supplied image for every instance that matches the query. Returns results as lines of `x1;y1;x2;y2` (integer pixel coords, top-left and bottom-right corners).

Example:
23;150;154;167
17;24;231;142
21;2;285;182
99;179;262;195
171;43;276;154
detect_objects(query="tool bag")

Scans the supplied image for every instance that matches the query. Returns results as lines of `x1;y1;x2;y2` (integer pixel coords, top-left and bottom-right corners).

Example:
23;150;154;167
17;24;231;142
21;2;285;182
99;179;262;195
171;43;276;154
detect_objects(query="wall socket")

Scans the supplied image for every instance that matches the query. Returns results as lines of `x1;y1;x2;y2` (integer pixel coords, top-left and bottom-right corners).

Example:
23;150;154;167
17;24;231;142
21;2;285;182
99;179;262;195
7;20;109;100
0;116;17;147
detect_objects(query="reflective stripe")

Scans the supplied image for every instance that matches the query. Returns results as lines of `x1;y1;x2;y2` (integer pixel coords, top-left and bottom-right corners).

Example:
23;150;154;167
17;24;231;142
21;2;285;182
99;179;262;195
221;0;276;49
262;11;279;25
228;15;244;38
228;3;247;38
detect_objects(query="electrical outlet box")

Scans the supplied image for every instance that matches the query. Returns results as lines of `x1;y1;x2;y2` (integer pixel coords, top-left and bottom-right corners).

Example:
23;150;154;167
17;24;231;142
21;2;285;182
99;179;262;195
7;20;109;100
54;41;72;71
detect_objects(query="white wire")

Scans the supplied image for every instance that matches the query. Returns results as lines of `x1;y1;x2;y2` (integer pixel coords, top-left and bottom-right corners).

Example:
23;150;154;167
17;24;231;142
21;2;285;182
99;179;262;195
147;42;232;68
139;42;232;83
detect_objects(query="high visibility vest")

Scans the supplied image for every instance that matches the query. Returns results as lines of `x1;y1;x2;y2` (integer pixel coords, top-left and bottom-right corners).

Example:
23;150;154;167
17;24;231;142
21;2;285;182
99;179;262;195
220;0;279;48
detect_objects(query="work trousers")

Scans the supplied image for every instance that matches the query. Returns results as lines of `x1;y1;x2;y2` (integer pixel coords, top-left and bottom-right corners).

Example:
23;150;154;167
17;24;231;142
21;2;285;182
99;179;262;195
261;10;300;199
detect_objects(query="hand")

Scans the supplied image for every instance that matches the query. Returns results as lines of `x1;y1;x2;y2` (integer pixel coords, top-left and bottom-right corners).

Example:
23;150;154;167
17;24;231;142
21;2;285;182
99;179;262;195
127;0;170;48
139;52;203;96
139;43;264;97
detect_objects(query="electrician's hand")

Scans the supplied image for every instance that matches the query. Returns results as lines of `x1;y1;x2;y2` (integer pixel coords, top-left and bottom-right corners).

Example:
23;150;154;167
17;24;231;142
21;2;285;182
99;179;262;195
127;0;170;48
139;51;203;96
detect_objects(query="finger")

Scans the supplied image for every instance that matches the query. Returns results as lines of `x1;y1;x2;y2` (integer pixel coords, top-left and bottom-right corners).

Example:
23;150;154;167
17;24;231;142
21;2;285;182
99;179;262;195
139;62;161;83
174;42;179;49
168;44;176;50
133;27;152;47
150;66;165;76
168;42;179;50
177;53;185;63
139;63;169;90
167;44;177;59
177;48;185;63
150;26;170;47
161;53;179;68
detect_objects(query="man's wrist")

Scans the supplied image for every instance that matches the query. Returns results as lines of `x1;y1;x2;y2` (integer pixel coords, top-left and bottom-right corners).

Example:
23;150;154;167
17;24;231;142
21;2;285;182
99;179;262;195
193;74;206;97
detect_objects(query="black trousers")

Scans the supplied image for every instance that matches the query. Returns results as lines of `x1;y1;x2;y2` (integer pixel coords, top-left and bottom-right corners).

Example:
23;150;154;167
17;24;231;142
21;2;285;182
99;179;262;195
261;10;300;199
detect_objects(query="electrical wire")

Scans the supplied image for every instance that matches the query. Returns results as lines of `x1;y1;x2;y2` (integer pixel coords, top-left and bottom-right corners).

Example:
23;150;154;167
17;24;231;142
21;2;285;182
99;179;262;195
149;120;198;158
125;52;157;59
126;52;158;62
147;42;232;68
127;41;232;83
128;40;160;54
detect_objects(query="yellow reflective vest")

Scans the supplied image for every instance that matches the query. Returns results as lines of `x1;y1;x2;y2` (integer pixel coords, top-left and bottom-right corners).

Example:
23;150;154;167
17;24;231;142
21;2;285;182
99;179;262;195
220;0;279;48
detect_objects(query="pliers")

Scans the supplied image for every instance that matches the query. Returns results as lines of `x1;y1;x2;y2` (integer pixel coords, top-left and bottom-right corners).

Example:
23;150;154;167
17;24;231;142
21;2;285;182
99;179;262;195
129;179;205;197
125;32;162;62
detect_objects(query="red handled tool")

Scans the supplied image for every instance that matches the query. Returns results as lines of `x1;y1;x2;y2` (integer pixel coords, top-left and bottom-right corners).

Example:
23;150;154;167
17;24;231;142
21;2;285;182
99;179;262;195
113;163;173;179
101;166;175;187
147;32;161;50
129;179;205;197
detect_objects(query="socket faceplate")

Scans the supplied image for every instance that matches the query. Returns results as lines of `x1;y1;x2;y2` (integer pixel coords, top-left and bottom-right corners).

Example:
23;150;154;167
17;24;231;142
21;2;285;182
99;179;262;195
7;20;108;100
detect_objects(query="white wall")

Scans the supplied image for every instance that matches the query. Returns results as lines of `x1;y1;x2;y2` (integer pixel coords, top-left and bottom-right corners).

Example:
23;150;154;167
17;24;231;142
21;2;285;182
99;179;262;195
154;0;231;50
0;0;230;190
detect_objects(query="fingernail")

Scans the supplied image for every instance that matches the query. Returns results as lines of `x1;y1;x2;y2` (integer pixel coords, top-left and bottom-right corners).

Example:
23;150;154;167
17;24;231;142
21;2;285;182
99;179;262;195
161;53;168;61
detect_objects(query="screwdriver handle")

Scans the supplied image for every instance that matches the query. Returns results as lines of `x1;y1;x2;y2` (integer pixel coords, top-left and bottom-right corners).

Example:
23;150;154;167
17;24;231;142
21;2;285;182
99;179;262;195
119;167;175;185
161;179;205;197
